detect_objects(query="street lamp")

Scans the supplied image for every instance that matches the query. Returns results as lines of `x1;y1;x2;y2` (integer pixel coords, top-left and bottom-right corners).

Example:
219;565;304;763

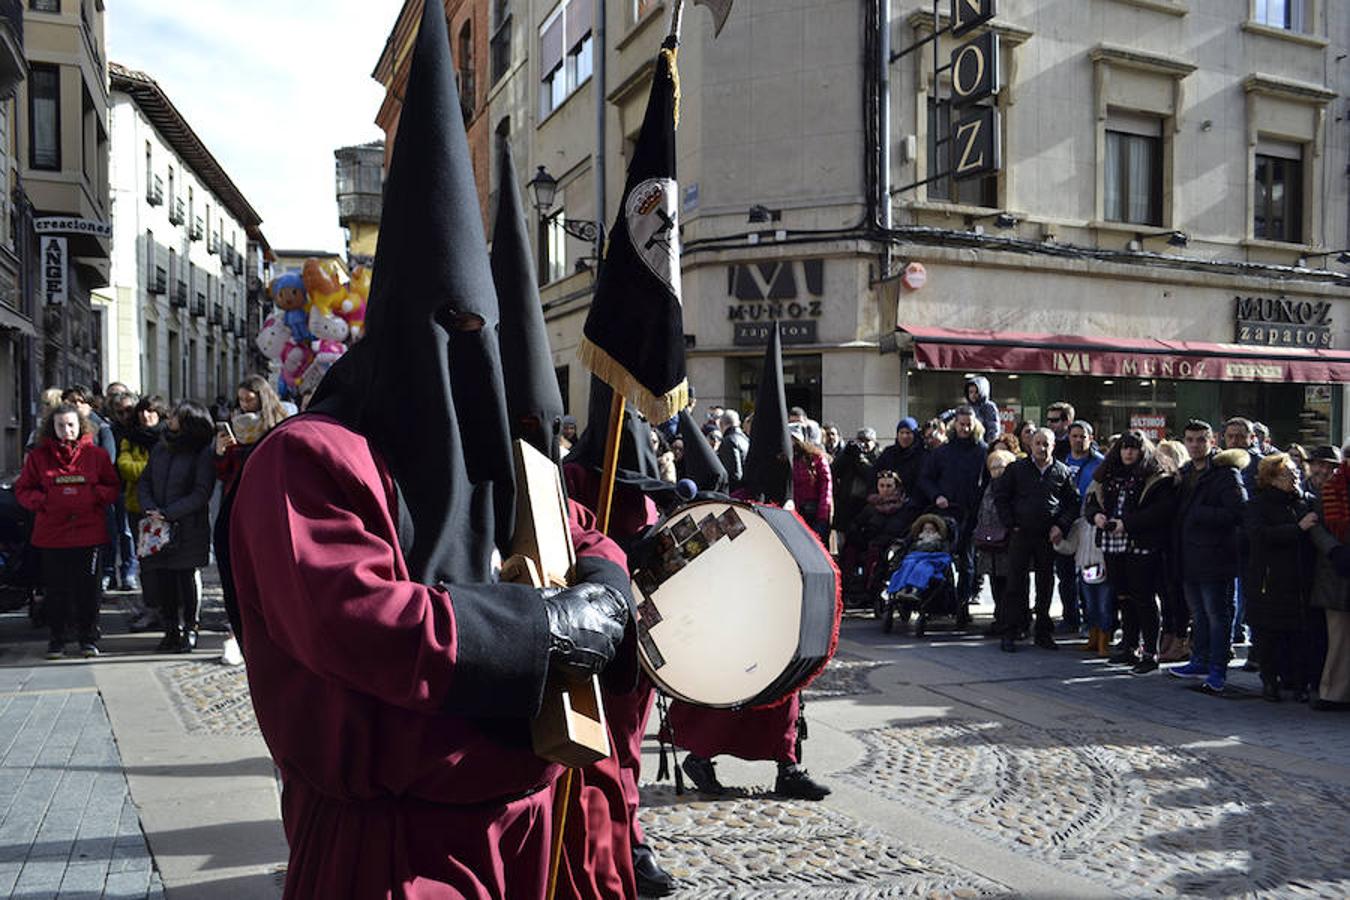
526;164;605;249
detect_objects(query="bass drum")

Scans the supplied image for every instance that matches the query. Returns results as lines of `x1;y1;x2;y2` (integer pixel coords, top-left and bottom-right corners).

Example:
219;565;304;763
630;499;839;709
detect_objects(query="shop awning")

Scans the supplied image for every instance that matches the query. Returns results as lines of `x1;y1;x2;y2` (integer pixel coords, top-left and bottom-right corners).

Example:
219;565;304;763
898;324;1350;383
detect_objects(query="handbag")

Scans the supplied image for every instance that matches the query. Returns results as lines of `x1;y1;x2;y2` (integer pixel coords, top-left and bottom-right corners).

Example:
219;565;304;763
137;516;173;558
973;522;1009;550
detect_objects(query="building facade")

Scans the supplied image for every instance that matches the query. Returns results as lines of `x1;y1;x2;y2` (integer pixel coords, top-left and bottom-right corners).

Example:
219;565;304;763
99;63;265;404
18;0;111;400
379;0;1350;448
0;0;35;473
335;140;383;267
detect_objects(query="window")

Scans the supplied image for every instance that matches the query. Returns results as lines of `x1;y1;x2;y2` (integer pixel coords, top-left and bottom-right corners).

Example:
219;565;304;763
539;0;594;117
458;22;475;120
1104;113;1162;226
926;98;996;207
1253;0;1306;31
539;208;567;284
491;11;512;83
29;0;59;11
1254;145;1303;243
29;65;60;170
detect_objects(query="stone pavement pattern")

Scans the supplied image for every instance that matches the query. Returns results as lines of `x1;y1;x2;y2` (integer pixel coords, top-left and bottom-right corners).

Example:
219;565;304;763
0;674;163;899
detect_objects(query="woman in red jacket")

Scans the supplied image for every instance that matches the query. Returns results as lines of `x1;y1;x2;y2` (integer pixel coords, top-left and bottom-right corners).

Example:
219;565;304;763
790;427;834;544
16;403;120;658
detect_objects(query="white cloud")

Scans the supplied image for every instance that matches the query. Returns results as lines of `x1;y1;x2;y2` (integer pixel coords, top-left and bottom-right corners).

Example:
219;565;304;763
107;0;398;252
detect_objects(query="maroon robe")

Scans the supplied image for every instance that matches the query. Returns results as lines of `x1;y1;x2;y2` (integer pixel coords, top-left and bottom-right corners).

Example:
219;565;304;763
552;465;659;898
667;693;801;764
231;416;628;899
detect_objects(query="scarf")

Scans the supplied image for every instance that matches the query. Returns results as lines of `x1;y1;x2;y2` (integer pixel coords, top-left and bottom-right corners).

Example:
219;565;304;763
125;423;164;451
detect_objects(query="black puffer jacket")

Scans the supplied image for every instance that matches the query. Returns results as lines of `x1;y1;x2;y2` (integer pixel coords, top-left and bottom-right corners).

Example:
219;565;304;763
1243;486;1314;631
137;437;215;570
1173;448;1249;582
992;456;1080;536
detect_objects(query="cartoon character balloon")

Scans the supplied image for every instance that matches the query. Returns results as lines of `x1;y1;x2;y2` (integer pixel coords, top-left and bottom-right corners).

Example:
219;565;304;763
256;257;371;399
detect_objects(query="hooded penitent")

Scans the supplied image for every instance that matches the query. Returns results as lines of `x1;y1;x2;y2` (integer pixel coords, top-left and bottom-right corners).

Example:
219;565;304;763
741;322;793;505
308;0;514;588
565;376;669;496
677;408;728;493
492;139;565;462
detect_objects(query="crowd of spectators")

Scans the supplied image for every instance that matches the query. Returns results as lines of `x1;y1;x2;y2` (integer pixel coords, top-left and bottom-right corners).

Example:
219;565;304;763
686;378;1350;711
14;376;295;663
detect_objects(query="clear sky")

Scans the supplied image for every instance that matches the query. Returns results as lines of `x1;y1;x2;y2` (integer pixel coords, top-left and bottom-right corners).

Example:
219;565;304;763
107;1;399;253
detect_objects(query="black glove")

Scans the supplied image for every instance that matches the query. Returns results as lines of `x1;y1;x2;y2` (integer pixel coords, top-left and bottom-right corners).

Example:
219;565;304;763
540;581;629;677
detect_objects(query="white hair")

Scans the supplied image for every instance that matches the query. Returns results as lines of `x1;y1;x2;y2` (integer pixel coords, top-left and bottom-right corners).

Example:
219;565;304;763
1034;427;1056;446
719;410;741;429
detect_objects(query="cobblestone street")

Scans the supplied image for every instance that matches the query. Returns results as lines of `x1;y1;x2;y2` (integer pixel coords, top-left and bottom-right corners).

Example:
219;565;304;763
3;587;1349;898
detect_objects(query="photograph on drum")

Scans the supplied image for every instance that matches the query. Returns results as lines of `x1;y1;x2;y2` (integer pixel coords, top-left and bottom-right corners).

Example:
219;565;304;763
717;507;747;540
697;513;723;543
669;514;698;544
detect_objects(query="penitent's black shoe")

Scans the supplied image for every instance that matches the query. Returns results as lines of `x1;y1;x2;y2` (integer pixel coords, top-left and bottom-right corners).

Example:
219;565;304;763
633;843;675;897
1000;636;1016;653
681;754;726;795
774;764;831;801
1033;634;1059;651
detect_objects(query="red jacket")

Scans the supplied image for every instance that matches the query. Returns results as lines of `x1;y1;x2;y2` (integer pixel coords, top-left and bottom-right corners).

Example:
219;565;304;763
16;435;120;548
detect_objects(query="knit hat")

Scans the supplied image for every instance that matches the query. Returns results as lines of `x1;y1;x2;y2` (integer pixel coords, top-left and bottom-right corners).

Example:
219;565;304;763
896;417;919;433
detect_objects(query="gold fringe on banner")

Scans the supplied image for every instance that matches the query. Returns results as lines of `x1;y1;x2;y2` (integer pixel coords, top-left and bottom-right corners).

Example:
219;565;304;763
662;46;681;128
578;335;689;425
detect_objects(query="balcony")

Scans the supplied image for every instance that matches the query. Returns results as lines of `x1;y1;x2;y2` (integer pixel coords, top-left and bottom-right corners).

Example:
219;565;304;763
221;244;234;267
172;281;187;307
148;267;167;295
208;233;220;255
233;255;245;276
190;217;204;242
209;303;221;325
0;0;23;99
169;200;185;226
337;193;382;226
192;293;206;318
227;310;236;333
146;175;164;207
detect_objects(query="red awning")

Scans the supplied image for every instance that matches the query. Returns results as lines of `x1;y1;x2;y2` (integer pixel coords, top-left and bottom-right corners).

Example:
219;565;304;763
898;325;1350;384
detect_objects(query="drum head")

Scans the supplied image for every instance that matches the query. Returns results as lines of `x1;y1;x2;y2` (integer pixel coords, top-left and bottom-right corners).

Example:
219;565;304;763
631;500;811;708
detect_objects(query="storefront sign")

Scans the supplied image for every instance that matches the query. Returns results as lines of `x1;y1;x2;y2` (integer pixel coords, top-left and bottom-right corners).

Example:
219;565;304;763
952;106;1001;180
951;32;999;107
727;259;824;328
34;216;113;239
952;0;996;36
41;236;67;305
1129;414;1166;441
1234;295;1332;349
734;321;817;346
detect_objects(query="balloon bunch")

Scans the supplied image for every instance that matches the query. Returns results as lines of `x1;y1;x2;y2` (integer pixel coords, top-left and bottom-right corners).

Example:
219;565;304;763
255;258;370;398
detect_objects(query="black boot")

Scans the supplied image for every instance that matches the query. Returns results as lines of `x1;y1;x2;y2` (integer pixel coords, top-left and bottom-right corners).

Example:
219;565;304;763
633;843;675;897
680;754;726;795
1261;679;1281;702
156;628;180;653
775;762;831;801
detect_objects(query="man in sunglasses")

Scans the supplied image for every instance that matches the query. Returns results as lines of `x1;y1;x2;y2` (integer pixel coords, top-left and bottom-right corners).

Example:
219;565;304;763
1046;401;1075;461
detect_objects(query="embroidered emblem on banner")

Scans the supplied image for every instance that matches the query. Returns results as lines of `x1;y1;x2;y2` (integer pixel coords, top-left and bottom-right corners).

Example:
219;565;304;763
626;178;682;305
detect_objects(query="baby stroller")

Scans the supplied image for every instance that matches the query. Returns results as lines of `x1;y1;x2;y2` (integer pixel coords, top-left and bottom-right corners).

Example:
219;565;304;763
877;513;964;636
0;471;39;619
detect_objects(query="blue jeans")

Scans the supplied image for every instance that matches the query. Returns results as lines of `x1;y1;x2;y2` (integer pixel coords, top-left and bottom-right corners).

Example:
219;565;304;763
1080;577;1114;633
1184;580;1235;669
1232;576;1248;644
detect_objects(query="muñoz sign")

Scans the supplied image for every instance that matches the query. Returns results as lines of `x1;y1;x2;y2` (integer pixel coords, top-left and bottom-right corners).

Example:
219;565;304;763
1234;295;1332;349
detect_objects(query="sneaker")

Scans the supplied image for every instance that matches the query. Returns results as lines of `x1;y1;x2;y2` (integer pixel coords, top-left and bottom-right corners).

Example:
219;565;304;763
1108;647;1139;666
45;641;65;660
775;764;831;801
1168;660;1208;678
1201;671;1226;694
220;636;244;667
1130;657;1158;676
79;643;99;658
122;575;141;592
99;575;112;593
681;755;726;795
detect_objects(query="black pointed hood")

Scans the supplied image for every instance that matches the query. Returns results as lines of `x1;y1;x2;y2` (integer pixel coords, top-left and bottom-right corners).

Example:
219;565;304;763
742;322;793;505
492;138;564;461
677;409;727;493
309;0;513;587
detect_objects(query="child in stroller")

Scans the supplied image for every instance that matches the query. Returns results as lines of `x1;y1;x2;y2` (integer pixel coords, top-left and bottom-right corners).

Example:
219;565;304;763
878;513;960;635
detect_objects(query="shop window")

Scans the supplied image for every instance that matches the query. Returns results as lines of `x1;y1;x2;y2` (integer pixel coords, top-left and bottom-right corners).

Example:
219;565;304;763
28;64;60;171
926;98;997;208
1104;113;1162;226
538;208;567;285
729;353;822;420
1254;143;1303;243
539;0;593;118
1253;0;1306;31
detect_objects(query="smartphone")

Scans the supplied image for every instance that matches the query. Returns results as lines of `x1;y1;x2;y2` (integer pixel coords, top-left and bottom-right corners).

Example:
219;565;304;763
216;421;236;441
